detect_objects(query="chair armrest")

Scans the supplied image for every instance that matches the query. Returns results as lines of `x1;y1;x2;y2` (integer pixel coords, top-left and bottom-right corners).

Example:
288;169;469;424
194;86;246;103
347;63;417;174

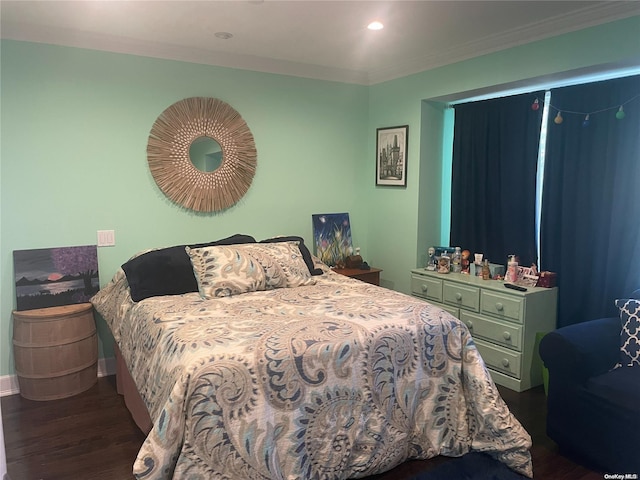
539;317;620;385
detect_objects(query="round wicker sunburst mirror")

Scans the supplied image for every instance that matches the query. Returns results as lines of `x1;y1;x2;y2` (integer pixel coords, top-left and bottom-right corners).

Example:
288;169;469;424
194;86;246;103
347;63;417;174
147;97;257;212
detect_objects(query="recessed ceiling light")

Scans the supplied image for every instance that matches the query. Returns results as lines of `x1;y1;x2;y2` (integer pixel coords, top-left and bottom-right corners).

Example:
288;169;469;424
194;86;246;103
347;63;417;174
367;21;384;31
215;32;233;40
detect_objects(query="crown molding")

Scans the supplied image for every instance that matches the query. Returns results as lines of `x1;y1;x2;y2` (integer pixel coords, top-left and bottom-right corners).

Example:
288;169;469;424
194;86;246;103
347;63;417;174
0;22;371;85
367;2;640;85
2;2;638;86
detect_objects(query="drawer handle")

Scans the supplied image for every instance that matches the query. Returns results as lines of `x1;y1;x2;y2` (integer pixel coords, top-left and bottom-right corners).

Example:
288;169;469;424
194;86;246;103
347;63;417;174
503;331;511;341
501;358;510;368
495;302;504;311
421;284;428;292
455;292;462;301
466;321;473;329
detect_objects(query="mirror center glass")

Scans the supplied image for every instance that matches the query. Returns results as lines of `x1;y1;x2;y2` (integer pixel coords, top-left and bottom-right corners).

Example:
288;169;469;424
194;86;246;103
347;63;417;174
189;136;223;172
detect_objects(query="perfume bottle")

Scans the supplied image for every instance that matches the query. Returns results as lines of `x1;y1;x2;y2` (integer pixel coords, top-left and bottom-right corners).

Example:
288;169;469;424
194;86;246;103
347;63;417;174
506;255;518;283
451;247;462;273
481;259;491;280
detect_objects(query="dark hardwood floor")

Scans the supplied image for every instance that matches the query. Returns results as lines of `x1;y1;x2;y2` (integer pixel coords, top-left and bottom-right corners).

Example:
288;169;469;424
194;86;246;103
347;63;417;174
2;376;603;480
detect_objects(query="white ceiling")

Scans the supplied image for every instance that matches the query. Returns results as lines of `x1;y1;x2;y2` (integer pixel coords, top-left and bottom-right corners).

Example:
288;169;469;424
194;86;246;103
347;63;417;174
2;1;639;85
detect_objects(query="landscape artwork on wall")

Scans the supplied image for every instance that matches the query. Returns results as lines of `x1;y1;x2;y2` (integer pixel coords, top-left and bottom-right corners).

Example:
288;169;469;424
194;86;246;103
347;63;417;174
13;245;99;311
312;213;354;267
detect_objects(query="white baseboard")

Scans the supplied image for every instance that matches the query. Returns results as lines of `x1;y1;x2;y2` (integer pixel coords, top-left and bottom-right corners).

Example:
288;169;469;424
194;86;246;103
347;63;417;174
98;356;117;378
0;356;116;398
0;376;19;398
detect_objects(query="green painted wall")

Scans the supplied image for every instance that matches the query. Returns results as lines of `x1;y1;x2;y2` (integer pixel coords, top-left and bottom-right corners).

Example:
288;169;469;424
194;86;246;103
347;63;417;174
0;41;369;376
1;16;639;377
366;16;640;295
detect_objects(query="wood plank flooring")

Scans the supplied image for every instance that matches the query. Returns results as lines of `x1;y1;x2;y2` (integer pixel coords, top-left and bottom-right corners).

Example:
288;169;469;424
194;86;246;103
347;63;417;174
2;376;602;480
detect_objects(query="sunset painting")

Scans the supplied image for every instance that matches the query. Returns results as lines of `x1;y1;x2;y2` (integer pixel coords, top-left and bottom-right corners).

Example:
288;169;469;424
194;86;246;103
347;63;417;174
13;245;99;311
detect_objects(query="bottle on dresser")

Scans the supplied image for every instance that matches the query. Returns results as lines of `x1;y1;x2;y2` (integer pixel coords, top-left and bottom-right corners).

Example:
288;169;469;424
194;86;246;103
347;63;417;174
438;250;451;273
506;255;519;283
451;247;462;273
474;253;484;277
481;259;491;280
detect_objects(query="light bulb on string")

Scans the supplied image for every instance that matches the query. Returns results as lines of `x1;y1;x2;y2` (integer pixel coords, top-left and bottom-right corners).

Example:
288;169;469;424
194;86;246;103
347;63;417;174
531;98;540;111
554;111;563;124
543;92;639;127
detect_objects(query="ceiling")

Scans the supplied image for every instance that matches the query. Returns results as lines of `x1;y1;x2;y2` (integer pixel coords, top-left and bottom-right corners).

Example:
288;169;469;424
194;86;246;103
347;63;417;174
2;1;639;85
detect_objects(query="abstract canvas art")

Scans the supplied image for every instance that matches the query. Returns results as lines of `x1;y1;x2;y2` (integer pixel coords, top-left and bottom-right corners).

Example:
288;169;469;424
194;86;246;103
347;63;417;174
312;213;353;267
14;245;99;311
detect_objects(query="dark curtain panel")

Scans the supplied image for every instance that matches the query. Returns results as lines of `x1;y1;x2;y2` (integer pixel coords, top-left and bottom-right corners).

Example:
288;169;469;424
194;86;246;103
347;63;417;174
450;92;544;267
540;75;640;327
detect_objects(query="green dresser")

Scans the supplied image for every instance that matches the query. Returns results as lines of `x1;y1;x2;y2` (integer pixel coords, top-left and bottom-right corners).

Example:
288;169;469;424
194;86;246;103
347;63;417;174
410;269;557;392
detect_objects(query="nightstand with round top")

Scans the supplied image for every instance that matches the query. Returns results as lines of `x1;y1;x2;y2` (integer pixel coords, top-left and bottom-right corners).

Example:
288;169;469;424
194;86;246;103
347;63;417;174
12;303;98;401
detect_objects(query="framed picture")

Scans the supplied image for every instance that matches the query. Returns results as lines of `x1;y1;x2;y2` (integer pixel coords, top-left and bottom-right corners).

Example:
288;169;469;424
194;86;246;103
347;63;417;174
376;125;408;187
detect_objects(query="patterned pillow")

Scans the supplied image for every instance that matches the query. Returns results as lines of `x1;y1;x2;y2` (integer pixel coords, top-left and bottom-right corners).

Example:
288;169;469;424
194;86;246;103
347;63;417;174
122;234;256;301
615;298;640;367
186;242;315;298
247;242;317;290
259;236;324;275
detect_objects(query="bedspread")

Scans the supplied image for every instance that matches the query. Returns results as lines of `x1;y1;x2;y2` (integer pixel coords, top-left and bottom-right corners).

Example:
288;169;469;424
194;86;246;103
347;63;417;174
92;268;533;479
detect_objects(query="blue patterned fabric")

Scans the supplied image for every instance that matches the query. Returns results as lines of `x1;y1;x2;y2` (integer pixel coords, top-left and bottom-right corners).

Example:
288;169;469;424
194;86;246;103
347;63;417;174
615;298;640;367
93;266;533;479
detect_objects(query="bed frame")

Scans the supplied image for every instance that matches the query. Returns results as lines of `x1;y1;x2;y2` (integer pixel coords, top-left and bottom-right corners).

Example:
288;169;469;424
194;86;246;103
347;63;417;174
114;344;152;434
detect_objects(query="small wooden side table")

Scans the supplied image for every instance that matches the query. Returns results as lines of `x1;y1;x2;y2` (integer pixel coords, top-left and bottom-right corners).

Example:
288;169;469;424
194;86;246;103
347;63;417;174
333;267;382;286
12;303;98;401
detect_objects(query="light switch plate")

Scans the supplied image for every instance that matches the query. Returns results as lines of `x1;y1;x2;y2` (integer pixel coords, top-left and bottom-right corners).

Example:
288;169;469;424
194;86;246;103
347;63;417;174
97;230;115;247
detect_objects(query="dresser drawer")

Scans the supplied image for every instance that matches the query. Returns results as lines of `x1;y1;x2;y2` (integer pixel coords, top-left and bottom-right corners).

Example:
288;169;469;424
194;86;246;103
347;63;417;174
474;339;522;379
411;274;443;302
459;311;522;351
480;291;524;323
443;282;480;312
410;269;557;391
439;304;460;319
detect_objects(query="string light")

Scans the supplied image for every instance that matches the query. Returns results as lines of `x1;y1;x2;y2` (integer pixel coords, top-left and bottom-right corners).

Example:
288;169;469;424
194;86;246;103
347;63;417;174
533;93;639;125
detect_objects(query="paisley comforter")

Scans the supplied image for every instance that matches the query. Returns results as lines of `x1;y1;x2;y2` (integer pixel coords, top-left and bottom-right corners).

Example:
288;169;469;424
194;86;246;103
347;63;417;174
92;267;533;479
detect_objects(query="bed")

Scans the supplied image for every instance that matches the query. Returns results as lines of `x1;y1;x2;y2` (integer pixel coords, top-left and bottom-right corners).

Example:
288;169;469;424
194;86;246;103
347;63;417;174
91;236;533;480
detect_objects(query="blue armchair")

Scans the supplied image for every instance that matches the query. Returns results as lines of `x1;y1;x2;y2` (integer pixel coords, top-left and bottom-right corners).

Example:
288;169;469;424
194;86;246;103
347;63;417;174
539;307;640;474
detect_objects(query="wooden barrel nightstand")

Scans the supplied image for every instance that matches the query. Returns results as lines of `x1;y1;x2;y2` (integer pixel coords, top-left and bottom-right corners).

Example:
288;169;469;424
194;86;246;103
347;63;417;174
12;303;98;401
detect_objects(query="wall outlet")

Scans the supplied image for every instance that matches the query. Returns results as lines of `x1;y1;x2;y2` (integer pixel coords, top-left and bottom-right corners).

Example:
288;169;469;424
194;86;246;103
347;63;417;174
97;230;115;247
